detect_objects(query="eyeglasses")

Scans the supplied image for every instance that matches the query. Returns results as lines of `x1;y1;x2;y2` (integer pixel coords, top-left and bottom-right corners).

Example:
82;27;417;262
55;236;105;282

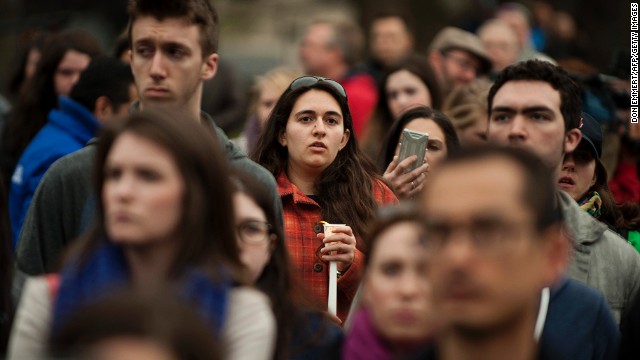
442;51;480;75
287;76;348;100
424;218;532;255
236;220;272;245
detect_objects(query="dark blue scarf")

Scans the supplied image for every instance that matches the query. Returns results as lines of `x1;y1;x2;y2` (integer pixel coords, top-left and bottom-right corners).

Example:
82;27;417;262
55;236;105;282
51;239;229;335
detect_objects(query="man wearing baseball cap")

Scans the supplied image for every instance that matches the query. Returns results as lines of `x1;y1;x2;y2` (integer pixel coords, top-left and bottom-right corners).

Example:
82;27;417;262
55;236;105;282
427;26;492;96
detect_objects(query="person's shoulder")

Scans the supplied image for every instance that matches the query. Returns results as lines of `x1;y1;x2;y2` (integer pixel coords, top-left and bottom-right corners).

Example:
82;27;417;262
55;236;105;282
227;286;273;319
42;145;95;182
558;191;619;244
223;286;276;359
19;276;53;307
372;178;399;204
224;286;275;331
552;278;613;312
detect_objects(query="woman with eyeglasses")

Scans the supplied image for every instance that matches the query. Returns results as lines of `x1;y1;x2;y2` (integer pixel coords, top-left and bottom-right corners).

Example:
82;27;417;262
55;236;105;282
232;169;342;360
252;76;398;323
8;111;276;360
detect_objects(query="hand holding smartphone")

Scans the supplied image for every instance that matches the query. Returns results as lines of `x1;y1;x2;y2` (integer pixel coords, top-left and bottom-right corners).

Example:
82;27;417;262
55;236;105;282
397;128;429;173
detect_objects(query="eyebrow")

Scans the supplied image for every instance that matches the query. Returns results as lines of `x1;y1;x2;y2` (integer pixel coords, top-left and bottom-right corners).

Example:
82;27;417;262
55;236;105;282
491;106;554;114
294;110;343;118
134;38;191;50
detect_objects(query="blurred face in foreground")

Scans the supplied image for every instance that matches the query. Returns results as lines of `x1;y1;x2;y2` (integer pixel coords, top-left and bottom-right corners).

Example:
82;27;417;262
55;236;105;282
363;220;432;345
104;132;184;247
420;156;559;334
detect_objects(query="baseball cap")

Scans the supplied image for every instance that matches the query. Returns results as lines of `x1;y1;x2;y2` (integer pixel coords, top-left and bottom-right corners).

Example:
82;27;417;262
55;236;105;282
578;112;603;159
429;26;492;75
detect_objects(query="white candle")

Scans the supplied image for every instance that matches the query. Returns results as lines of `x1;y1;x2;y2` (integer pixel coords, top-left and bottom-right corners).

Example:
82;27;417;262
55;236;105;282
323;223;345;316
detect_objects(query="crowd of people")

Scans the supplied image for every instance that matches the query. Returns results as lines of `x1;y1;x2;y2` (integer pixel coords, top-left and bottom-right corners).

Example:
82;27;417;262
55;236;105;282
0;0;638;359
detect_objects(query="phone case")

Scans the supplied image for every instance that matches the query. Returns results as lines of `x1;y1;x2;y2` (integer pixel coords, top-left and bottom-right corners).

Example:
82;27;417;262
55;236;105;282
397;128;428;173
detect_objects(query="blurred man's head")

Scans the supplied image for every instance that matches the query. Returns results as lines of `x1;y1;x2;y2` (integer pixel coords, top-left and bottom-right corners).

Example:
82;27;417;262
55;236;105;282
487;60;582;176
369;13;414;68
478;19;520;73
428;27;492;95
420;145;567;337
299;19;364;79
496;2;533;49
127;0;219;118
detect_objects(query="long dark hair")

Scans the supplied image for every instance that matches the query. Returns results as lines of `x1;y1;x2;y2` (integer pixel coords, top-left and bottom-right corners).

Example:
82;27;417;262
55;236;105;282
379;106;460;172
69;110;245;283
378;55;442;126
49;289;222;359
0;30;102;188
252;79;382;244
6;31;50;99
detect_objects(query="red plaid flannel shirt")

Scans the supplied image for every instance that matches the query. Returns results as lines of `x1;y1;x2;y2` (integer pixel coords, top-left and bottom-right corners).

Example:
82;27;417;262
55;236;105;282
277;171;398;321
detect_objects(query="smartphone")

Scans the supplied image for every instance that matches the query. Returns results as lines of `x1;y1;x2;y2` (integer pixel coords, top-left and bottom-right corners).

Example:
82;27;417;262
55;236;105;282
397;128;429;173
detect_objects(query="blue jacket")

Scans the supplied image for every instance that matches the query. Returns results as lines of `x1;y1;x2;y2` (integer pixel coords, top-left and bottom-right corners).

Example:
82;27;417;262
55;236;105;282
540;277;619;360
9;97;100;247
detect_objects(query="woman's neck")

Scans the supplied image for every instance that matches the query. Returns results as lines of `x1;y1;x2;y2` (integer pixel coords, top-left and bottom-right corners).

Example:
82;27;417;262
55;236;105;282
287;164;320;195
124;241;177;289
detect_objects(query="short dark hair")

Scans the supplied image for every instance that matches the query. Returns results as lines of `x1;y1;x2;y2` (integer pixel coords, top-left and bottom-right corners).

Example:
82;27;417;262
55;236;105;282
370;10;415;37
111;31;131;60
379;106;460;171
127;0;219;56
48;289;222;359
436;145;562;232
488;60;582;132
69;56;134;112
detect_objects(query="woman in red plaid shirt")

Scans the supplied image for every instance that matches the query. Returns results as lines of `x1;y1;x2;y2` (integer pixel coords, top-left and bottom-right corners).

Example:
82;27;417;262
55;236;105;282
253;76;398;323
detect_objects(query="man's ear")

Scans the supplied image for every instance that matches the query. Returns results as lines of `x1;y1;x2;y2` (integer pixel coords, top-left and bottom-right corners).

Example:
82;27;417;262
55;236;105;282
563;128;582;154
202;53;218;81
93;96;113;124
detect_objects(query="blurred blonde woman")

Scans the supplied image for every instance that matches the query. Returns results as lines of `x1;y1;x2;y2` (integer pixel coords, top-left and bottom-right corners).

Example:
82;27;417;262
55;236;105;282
442;78;492;147
234;67;303;154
